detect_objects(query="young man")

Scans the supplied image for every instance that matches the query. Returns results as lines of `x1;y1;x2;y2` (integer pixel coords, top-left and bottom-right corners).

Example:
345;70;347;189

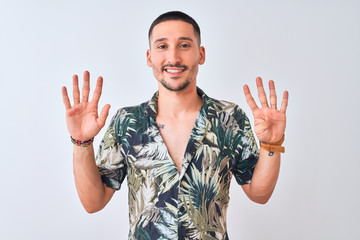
62;11;288;240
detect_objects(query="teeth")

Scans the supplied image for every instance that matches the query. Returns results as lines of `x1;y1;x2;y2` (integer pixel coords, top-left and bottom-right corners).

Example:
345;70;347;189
166;69;183;73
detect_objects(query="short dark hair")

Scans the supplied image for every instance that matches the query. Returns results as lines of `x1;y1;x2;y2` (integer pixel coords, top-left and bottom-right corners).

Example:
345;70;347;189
148;11;201;46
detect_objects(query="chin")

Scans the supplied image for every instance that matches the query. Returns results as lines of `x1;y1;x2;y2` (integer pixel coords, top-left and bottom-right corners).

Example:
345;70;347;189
160;79;191;92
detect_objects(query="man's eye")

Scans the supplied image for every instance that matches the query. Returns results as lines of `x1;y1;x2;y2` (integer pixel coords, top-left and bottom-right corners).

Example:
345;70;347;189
180;44;190;48
158;45;166;49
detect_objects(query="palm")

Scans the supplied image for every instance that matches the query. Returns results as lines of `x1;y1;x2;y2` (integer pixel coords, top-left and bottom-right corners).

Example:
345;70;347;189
243;77;288;143
62;71;110;141
66;101;101;140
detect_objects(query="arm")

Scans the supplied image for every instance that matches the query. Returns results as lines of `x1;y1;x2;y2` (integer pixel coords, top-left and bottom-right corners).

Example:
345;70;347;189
241;149;280;204
241;77;289;204
62;71;114;213
73;145;115;213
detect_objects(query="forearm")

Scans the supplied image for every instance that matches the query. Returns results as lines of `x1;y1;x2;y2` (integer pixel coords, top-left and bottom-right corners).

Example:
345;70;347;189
245;148;281;204
73;145;112;213
242;77;288;203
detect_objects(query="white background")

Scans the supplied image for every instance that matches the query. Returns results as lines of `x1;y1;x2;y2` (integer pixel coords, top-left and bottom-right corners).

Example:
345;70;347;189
1;0;359;239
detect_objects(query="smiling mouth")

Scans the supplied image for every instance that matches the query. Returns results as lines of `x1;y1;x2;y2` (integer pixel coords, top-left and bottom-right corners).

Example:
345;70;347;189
162;64;188;74
165;68;185;73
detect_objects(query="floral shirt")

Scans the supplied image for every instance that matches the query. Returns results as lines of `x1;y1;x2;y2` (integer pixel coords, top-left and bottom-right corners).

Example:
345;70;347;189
96;88;259;240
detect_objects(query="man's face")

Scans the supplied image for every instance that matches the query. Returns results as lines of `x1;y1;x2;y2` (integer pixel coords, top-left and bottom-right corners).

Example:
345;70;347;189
147;20;205;92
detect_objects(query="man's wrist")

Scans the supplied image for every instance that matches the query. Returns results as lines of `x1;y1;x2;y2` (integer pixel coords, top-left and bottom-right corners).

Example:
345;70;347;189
260;135;285;153
71;136;94;147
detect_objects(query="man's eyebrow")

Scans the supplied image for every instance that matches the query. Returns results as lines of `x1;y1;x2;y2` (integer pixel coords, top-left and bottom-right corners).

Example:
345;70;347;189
179;37;193;42
153;37;194;44
153;38;167;44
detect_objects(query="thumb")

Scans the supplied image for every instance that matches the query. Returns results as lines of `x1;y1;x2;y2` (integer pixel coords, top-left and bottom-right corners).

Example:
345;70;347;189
98;104;111;128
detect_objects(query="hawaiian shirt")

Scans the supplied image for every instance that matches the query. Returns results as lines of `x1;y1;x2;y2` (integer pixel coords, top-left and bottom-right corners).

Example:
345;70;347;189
96;88;259;240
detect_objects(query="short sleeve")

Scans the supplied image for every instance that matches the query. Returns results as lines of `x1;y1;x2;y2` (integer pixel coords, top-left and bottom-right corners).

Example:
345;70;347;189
96;109;127;190
231;106;259;185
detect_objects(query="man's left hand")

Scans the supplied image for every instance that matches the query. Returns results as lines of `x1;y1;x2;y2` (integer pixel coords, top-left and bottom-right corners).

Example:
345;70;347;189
243;77;289;143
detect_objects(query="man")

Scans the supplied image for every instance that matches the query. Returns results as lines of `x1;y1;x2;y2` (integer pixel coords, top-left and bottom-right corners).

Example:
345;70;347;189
62;11;288;240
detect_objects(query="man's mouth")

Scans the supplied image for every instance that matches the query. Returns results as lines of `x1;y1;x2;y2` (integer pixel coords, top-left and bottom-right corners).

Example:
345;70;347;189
162;64;188;74
165;68;185;73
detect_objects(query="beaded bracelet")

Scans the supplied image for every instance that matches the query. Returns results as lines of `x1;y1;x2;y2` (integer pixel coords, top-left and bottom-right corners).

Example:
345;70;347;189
71;136;94;147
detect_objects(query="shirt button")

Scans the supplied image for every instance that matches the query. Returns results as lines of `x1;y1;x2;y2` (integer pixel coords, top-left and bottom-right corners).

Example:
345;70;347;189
179;206;185;213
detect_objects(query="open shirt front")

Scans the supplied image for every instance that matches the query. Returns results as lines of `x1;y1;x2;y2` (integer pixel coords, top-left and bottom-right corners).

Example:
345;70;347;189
96;88;259;240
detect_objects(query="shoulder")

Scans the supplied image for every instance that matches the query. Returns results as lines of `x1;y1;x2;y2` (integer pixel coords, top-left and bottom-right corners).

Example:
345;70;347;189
204;95;251;131
205;95;248;119
108;100;153;140
111;100;150;122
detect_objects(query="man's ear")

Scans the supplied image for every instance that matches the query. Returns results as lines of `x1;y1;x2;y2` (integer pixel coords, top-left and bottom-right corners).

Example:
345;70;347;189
146;49;152;67
199;46;205;65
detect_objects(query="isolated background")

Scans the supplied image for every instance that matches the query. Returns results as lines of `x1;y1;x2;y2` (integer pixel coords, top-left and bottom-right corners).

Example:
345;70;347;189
1;0;359;239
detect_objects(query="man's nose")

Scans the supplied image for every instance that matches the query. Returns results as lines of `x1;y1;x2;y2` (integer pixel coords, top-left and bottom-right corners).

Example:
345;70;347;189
166;47;181;65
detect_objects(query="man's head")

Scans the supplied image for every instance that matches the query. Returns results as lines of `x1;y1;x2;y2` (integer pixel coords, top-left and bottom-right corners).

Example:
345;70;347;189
147;11;205;92
148;11;201;47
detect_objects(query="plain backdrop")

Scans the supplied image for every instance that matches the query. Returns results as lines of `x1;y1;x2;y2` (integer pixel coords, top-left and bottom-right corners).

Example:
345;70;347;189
1;0;359;239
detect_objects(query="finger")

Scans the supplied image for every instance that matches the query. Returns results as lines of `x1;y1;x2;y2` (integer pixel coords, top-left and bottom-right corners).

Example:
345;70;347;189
82;71;90;102
256;77;269;108
72;75;80;104
280;91;289;113
92;76;103;103
243;84;259;112
98;104;111;128
269;80;277;109
62;86;71;110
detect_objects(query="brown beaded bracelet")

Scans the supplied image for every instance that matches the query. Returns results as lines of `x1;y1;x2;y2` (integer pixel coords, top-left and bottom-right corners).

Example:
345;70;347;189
71;136;94;147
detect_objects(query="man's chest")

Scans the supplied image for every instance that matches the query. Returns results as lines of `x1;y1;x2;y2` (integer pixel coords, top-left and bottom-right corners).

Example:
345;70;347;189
155;113;199;172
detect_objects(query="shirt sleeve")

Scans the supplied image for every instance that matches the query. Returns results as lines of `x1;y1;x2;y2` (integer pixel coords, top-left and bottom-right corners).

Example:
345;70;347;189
95;109;127;190
231;105;259;185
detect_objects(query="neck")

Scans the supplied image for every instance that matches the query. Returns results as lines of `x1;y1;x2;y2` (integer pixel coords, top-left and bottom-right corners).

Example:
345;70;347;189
157;84;203;118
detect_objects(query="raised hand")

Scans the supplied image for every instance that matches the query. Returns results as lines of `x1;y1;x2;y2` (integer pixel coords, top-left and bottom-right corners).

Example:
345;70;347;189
62;71;110;141
243;77;288;143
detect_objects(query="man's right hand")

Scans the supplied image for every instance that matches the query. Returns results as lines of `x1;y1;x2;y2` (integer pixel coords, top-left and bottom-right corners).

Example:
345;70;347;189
62;71;110;141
